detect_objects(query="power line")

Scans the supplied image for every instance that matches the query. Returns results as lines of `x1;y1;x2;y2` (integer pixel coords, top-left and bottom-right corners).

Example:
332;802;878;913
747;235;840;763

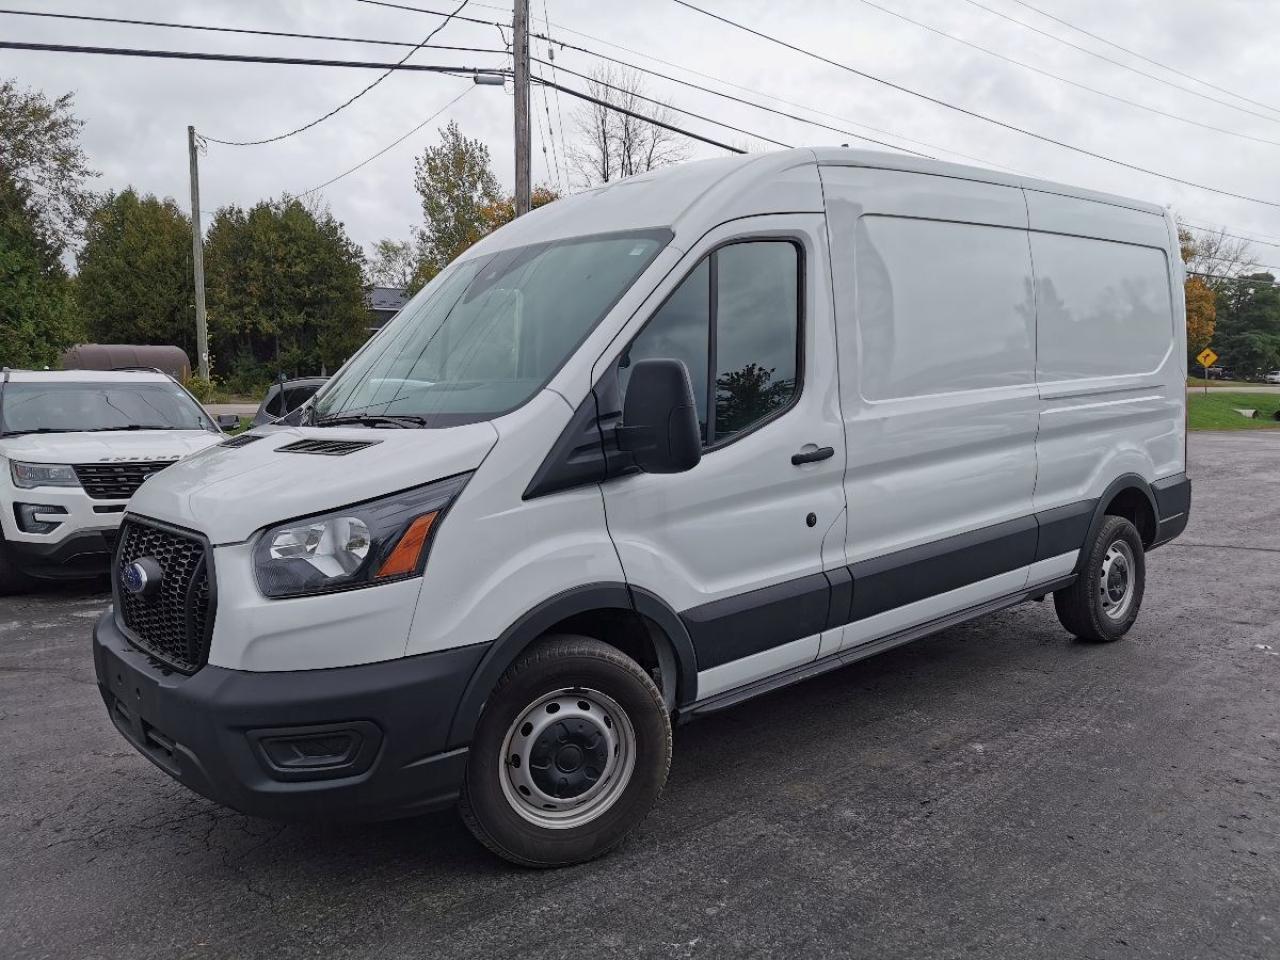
532;76;744;153
956;0;1280;126
298;85;475;196
560;65;792;150
0;40;503;76
351;0;505;30
361;0;1010;165
541;0;573;188
202;0;474;146
526;23;1022;170
851;0;1280;150
1182;224;1280;251
667;0;1280;210
538;58;928;158
0;7;505;56
1004;0;1280;118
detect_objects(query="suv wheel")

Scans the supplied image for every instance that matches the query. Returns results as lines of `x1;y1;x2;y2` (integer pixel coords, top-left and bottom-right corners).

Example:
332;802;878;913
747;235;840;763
459;635;671;868
1053;515;1146;642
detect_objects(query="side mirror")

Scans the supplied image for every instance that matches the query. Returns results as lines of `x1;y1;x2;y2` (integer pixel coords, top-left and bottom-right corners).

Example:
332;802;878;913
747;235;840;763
215;413;241;431
617;358;702;474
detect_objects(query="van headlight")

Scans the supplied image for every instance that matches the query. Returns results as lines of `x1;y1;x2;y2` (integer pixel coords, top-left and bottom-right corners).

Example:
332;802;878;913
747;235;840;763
11;461;81;489
253;473;470;598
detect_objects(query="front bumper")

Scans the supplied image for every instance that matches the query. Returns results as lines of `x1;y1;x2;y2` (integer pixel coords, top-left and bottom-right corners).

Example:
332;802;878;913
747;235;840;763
93;611;489;821
3;527;120;579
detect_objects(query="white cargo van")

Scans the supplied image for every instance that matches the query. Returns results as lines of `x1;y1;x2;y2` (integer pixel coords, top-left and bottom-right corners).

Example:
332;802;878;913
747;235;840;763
0;369;224;591
93;149;1190;867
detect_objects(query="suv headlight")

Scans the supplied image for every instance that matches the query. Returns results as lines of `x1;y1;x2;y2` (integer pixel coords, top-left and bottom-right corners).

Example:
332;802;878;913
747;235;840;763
11;461;81;489
253;473;470;598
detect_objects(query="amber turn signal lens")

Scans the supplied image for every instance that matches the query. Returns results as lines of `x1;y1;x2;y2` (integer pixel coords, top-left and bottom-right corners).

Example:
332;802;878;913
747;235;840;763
376;511;439;578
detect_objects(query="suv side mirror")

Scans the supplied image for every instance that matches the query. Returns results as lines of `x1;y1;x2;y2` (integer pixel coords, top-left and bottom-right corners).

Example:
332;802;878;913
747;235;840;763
215;413;241;431
617;358;702;474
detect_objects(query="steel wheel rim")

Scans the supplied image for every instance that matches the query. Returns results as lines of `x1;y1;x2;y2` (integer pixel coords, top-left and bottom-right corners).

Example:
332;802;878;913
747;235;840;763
498;687;637;830
1099;539;1136;621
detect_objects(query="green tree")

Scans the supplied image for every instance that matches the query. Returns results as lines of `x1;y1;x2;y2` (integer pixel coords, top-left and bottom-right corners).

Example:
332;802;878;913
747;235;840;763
0;172;79;367
1213;273;1280;375
75;189;195;352
204;197;368;386
411;121;503;288
0;79;98;252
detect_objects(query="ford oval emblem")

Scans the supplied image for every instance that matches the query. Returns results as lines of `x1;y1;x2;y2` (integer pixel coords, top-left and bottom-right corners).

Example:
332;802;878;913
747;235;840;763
121;557;162;598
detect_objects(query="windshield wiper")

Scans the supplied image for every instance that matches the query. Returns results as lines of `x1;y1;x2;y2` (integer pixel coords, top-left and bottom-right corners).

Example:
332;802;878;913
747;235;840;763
313;413;428;429
0;427;80;436
1;424;184;436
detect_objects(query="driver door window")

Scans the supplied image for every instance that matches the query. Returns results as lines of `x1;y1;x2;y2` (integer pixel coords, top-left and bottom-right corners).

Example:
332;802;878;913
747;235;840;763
620;240;801;447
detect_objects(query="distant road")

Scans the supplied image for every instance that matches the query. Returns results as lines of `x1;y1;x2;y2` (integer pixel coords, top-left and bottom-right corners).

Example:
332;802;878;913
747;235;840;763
1189;385;1280;394
204;402;257;418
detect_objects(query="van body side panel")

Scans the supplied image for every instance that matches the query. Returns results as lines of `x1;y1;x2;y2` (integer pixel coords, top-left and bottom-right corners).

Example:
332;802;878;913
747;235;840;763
1026;191;1185;520
405;390;625;658
596;214;846;691
820;165;1039;652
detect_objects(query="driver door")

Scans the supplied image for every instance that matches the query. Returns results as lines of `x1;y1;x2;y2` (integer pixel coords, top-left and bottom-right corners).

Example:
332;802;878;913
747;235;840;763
597;216;848;701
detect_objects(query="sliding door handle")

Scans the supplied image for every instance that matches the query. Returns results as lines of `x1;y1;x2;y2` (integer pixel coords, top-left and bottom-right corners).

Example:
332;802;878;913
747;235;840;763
791;446;835;466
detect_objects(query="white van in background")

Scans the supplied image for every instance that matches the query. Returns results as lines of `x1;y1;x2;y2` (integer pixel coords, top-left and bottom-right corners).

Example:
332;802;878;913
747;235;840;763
0;370;225;592
92;149;1190;867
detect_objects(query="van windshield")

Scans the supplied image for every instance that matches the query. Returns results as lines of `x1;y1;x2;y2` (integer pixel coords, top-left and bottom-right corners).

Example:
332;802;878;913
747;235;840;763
312;229;671;427
0;381;214;436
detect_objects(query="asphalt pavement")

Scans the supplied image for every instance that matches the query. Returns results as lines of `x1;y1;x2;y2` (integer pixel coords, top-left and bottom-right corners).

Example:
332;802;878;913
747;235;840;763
1;432;1277;960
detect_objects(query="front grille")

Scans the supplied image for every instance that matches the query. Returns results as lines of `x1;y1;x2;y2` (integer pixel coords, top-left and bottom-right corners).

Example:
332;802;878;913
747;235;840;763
74;461;175;500
115;518;214;673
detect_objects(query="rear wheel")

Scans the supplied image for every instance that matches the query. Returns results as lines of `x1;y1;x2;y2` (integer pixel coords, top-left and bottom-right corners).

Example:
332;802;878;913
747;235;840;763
1053;515;1145;642
459;635;671;868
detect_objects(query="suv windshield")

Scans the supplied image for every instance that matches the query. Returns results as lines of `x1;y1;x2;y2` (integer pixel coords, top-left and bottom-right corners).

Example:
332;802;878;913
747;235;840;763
312;229;671;427
0;381;215;436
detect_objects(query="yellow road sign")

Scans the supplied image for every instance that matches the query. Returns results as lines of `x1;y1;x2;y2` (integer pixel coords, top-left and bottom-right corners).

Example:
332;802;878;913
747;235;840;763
1197;347;1219;367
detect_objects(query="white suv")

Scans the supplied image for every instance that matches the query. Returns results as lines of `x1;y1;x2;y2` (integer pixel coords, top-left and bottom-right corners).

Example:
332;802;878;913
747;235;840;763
1266;370;1280;384
0;369;224;592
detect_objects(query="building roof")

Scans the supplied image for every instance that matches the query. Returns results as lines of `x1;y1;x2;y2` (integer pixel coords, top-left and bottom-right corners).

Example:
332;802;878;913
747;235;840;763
368;286;409;313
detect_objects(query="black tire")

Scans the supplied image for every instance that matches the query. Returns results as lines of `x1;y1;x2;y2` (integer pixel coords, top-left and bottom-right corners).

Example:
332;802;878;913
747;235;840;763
0;539;35;596
459;635;671;868
1053;515;1145;642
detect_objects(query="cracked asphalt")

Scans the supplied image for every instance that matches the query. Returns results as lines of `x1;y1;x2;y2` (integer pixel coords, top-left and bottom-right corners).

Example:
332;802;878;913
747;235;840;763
2;432;1277;960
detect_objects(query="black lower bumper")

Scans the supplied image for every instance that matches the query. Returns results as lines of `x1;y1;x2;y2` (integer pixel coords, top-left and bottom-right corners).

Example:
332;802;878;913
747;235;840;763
93;612;489;821
5;529;117;579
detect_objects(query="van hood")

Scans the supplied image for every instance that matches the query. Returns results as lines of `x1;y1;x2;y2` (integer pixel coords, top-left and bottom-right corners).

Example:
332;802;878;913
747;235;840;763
0;429;222;465
126;422;500;544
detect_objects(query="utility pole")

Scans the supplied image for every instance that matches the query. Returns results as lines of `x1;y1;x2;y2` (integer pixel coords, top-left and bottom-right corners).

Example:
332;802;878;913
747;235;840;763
187;125;210;381
513;0;531;217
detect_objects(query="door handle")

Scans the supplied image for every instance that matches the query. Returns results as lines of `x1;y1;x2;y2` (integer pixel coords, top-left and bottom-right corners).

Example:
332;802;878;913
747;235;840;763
791;446;835;466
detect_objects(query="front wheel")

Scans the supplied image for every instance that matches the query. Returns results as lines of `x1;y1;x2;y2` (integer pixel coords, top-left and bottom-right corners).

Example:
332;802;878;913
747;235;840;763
459;635;671;867
1053;515;1146;642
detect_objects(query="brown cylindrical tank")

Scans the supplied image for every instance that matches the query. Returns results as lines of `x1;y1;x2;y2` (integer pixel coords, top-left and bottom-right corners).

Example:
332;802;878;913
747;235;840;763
61;344;192;380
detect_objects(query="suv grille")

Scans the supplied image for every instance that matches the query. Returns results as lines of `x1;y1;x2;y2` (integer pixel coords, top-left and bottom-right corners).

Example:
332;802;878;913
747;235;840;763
115;518;214;673
74;461;176;500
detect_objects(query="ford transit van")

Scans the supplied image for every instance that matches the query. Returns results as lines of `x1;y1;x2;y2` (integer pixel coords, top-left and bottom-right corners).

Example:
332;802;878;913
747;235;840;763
93;149;1191;867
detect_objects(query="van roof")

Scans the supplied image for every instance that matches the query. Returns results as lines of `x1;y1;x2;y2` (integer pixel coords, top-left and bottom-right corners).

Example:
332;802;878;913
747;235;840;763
2;368;175;384
467;148;1167;256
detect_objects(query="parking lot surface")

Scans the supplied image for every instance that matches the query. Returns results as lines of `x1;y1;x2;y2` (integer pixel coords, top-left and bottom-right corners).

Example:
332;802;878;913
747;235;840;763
1;432;1277;960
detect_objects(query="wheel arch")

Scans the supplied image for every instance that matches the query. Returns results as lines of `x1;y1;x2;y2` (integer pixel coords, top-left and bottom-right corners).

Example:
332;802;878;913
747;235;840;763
446;583;697;749
1075;473;1158;575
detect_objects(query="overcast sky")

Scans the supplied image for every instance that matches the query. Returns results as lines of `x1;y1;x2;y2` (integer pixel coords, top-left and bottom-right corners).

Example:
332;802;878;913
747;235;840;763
5;0;1280;268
